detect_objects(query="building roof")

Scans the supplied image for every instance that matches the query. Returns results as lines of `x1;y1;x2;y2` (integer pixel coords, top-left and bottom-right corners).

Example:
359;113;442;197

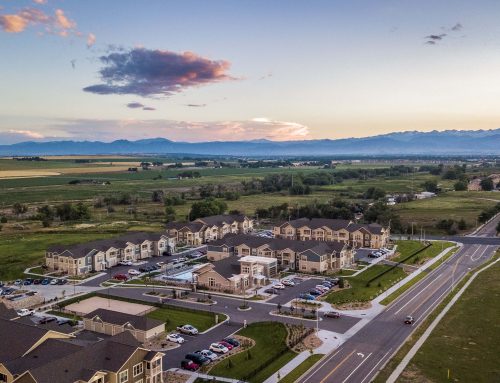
0;302;19;320
239;255;277;264
47;231;167;259
276;218;386;235
195;214;249;226
165;221;206;232
83;308;164;331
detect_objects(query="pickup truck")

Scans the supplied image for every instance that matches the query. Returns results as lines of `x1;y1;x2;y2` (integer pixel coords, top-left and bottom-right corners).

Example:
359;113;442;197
16;309;35;317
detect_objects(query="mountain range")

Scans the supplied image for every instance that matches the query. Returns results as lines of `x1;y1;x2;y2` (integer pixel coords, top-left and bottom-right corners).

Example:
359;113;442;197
1;129;499;156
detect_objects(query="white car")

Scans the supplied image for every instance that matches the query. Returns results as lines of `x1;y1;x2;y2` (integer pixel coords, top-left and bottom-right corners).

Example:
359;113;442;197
50;279;58;285
209;343;229;354
273;283;285;290
16;308;35;317
166;333;185;343
315;285;329;292
156;261;165;266
119;261;133;266
128;269;141;276
282;280;295;286
197;349;218;361
176;324;199;335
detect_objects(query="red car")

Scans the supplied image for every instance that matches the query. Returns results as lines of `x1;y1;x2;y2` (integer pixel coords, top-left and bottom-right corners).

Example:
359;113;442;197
113;273;128;281
218;340;233;350
181;359;199;371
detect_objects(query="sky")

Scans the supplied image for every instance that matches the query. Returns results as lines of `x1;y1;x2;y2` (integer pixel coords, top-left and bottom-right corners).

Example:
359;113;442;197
1;0;500;143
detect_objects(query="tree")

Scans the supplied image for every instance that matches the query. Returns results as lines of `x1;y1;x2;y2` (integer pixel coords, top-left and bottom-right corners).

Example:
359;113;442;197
338;277;345;288
364;187;386;200
458;218;467;230
422;180;439;193
12;203;28;215
165;206;176;222
199;183;215;198
189;198;227;220
0;216;7;223
454;180;468;191
480;178;494;191
151;190;163;203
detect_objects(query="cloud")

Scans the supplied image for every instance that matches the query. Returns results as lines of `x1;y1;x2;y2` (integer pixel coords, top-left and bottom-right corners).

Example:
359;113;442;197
451;23;463;31
70;59;76;69
54;9;75;29
33;0;47;4
185;103;207;108
142;107;156;111
83;47;235;98
426;33;446;41
424;23;464;45
87;32;96;47
8;129;45;139
126;102;144;109
47;117;309;142
0;8;49;33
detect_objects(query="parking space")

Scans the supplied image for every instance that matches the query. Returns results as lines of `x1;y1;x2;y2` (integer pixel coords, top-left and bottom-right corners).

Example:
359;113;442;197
267;278;323;304
355;248;393;264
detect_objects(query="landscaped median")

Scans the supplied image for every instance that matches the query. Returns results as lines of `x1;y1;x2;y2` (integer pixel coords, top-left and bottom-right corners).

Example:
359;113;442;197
208;322;301;383
280;353;324;383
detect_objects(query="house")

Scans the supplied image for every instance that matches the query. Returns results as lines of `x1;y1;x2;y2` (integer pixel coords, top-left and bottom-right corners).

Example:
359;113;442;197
166;214;254;246
206;234;355;274
0;315;164;383
45;232;175;276
272;218;390;249
468;174;500;191
83;309;165;343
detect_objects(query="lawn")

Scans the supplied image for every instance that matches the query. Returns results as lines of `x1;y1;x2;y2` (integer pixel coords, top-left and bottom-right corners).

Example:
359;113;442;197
208;322;296;383
280;354;324;383
0;232;120;280
146;306;226;332
324;264;407;304
393;240;454;265
397;258;500;382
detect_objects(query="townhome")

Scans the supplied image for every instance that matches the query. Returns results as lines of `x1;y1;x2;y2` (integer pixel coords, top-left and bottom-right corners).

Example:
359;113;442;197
273;218;390;249
166;214;254;246
46;232;175;276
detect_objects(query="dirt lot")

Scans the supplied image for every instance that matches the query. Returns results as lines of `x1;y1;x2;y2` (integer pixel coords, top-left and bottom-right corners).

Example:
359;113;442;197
65;296;154;315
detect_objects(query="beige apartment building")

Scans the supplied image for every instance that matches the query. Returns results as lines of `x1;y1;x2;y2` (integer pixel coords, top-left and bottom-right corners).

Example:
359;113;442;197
273;218;390;249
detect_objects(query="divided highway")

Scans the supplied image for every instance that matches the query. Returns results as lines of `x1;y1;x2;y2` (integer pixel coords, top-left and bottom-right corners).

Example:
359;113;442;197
299;217;499;383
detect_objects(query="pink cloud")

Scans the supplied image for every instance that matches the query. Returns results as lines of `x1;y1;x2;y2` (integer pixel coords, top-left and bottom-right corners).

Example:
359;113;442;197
8;129;45;139
87;32;96;47
0;14;28;33
54;9;75;30
33;0;47;4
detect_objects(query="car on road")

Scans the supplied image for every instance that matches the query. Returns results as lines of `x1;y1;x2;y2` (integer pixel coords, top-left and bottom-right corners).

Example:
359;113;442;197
273;283;285;290
282;279;295;286
180;359;199;371
209;343;229;354
119;261;133;266
185;353;210;365
41;279;50;285
299;293;315;300
404;315;415;325
195;349;218;361
324;311;341;318
223;337;240;347
166;333;185;343
16;308;35;317
128;269;141;276
176;324;198;335
113;274;128;281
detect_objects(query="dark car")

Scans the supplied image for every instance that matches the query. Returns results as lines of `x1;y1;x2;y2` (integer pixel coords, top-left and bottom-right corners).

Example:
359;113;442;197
38;316;57;324
41;279;50;285
113;274;128;281
180;359;199;371
324;311;341;318
57;279;67;285
56;318;71;325
24;279;33;285
264;288;278;294
309;289;322;296
33;279;41;285
223;337;240;347
139;267;148;272
185;353;210;366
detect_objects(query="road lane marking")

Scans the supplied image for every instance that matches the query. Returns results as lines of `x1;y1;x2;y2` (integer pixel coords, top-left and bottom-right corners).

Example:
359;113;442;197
471;245;490;262
393;274;442;315
360;349;392;383
415;281;457;323
301;348;344;383
319;349;356;383
341;352;373;383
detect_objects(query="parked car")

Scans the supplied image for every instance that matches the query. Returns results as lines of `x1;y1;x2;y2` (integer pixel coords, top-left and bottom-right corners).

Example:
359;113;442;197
185;353;210;365
404;316;415;325
218;340;234;351
324;311;341;318
223;337;240;347
38;316;57;324
57;279;67;285
50;279;58;285
138;267;148;272
14;279;23;286
41;279;50;285
16;308;35;317
0;281;3;287
299;293;315;300
166;333;185;343
209;343;229;354
119;261;133;266
156;261;165;266
177;257;188;263
176;324;198;335
273;283;285;290
195;349;218;361
315;285;329;292
282;279;295;286
309;289;322;296
264;288;278;294
23;279;33;285
128;269;141;276
325;278;339;285
56;318;71;325
180;359;199;371
113;274;128;281
322;281;334;287
33;279;41;285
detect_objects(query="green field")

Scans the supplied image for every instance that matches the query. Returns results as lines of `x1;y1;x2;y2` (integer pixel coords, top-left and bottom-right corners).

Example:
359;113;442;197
397;259;500;382
324;264;407;304
209;322;296;383
146;306;226;332
280;354;324;383
393;240;454;265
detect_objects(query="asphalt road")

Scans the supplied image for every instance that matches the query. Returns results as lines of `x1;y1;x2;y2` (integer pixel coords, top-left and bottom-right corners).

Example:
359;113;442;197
298;215;499;383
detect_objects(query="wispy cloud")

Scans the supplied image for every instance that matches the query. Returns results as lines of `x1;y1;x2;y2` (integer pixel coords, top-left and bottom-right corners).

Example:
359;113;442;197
8;129;45;139
126;102;156;111
185;103;207;108
424;23;464;45
83;47;235;98
86;32;96;48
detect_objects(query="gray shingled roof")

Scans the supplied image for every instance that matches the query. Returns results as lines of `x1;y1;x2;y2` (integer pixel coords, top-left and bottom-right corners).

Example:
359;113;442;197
0;318;51;363
165;221;206;232
277;218;385;235
195;214;248;226
84;308;164;331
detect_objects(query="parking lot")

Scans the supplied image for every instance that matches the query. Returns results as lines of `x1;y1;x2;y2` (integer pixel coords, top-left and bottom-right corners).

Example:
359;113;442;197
267;277;327;304
355;248;393;264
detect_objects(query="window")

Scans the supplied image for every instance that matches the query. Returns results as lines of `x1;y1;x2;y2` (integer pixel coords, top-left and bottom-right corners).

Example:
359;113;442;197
119;370;128;383
208;277;216;287
241;266;250;274
135;380;143;383
133;363;144;377
0;373;7;383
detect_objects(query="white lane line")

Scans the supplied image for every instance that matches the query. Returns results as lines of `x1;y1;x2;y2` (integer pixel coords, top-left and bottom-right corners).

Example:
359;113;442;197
360;349;392;383
393;273;443;315
471;246;491;262
301;348;343;383
342;352;373;383
464;245;482;259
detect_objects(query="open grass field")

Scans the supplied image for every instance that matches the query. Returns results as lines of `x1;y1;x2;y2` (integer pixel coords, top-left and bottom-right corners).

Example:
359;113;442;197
324;264;407;304
209;322;296;383
280;354;324;383
0;231;121;280
146;305;226;332
393;240;454;265
398;259;500;383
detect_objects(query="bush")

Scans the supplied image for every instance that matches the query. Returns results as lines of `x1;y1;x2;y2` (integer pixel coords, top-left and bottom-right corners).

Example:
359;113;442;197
0;216;7;223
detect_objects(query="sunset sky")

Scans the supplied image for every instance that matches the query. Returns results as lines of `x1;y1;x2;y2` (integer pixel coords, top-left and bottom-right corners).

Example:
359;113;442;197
1;0;500;143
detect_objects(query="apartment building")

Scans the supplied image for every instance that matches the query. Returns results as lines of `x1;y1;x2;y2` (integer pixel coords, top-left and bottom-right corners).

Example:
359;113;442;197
166;214;254;246
206;234;354;274
45;232;175;276
273;218;390;249
0;314;164;383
